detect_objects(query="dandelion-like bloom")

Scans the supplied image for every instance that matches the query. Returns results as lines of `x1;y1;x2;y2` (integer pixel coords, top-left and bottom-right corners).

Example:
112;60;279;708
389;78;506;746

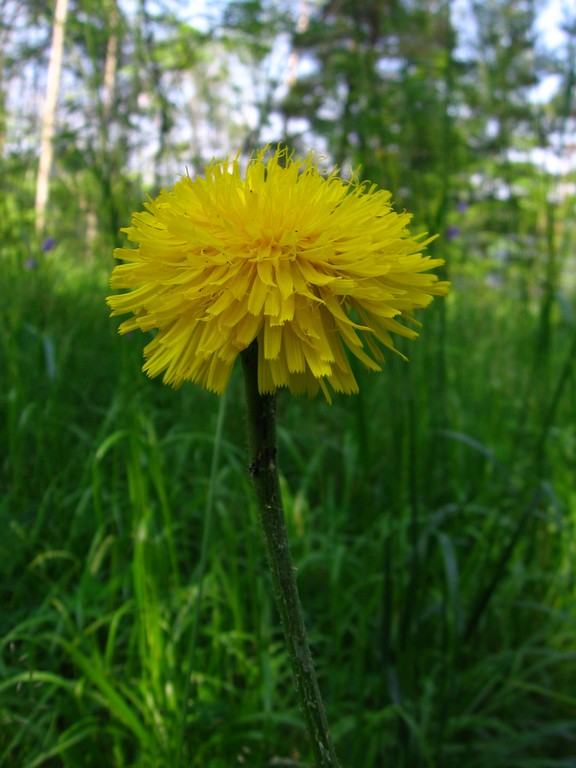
107;146;449;401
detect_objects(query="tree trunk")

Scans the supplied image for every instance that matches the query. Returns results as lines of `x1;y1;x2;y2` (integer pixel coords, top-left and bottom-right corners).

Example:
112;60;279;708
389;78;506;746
102;0;120;133
35;0;69;235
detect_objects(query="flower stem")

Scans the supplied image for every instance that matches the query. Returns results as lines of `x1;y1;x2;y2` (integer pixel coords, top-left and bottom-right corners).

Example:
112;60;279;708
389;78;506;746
241;344;341;768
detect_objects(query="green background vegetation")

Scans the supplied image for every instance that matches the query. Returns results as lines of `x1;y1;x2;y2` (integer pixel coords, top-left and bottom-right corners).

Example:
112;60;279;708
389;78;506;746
1;0;575;766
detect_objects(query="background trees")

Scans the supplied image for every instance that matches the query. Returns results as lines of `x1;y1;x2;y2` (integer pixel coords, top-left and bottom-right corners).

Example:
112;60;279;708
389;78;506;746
1;1;576;766
3;0;573;286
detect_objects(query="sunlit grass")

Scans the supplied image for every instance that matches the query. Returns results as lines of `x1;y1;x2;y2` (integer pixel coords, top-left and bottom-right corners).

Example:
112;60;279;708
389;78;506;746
1;244;575;767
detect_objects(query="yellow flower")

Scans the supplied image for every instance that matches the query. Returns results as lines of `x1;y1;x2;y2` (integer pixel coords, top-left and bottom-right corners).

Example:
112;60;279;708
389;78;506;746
107;146;449;402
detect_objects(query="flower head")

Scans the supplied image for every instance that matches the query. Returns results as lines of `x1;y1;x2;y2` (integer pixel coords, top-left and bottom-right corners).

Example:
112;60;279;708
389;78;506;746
107;146;449;401
42;236;56;252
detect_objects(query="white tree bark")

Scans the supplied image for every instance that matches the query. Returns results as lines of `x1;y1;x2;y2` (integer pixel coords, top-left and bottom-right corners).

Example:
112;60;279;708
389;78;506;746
102;1;120;128
35;0;69;235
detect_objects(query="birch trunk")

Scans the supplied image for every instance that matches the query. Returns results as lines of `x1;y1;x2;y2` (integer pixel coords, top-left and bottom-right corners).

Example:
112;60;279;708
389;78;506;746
102;1;120;135
35;0;69;235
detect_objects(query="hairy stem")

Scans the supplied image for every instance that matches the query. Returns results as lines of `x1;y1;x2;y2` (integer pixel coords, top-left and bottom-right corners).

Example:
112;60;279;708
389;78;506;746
241;344;340;768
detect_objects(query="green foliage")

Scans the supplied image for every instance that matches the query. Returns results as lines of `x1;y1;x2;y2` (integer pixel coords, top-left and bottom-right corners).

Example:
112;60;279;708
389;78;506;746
1;214;575;766
2;0;576;764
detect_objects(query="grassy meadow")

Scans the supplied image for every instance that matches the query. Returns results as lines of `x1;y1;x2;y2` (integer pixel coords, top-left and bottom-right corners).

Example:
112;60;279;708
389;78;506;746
1;220;576;768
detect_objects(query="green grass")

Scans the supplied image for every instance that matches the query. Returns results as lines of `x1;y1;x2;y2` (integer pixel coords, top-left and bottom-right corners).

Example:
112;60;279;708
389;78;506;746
1;240;576;767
